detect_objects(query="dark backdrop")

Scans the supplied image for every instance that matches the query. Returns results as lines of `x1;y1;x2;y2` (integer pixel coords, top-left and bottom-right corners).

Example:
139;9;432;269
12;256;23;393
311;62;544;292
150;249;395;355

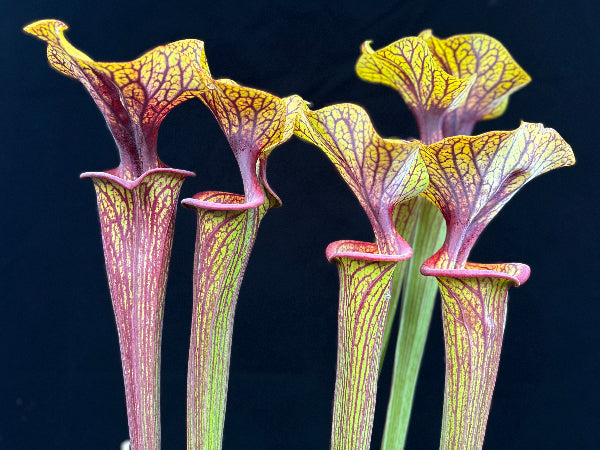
2;0;598;448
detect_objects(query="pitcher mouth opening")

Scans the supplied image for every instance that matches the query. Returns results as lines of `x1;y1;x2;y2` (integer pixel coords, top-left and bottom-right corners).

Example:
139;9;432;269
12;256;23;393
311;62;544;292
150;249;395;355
325;239;412;263
80;167;195;189
421;254;531;286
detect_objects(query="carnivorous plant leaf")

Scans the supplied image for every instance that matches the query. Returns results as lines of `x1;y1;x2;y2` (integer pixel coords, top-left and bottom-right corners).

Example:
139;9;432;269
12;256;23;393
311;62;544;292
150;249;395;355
295;101;428;450
25;19;208;449
420;123;574;449
182;91;301;450
419;30;531;136
356;38;474;143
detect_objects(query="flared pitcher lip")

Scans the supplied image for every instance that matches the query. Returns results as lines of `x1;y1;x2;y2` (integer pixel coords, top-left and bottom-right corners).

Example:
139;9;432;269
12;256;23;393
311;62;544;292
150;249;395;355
80;167;195;189
181;173;282;212
181;191;265;211
326;239;412;263
421;256;531;286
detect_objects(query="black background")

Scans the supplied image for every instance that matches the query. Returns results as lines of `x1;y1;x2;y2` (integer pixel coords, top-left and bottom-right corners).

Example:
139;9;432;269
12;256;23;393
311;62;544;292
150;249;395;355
2;0;599;448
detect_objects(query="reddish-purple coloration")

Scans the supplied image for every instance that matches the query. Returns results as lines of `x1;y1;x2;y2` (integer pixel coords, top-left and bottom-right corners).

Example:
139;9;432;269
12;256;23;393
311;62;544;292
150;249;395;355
294;102;429;450
84;168;193;449
327;241;403;450
182;91;300;449
24;20;211;449
422;257;530;449
419;123;574;449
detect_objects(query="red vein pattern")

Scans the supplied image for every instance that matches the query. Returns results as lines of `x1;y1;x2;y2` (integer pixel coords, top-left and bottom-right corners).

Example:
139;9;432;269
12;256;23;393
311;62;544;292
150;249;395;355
181;94;300;449
184;190;274;450
88;169;191;450
355;38;474;143
328;243;398;450
420;123;574;449
421;122;575;269
25;19;206;449
295;102;428;255
354;31;534;450
197;83;302;207
26;20;302;449
429;263;529;450
24;19;210;180
294;102;429;450
419;30;531;136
